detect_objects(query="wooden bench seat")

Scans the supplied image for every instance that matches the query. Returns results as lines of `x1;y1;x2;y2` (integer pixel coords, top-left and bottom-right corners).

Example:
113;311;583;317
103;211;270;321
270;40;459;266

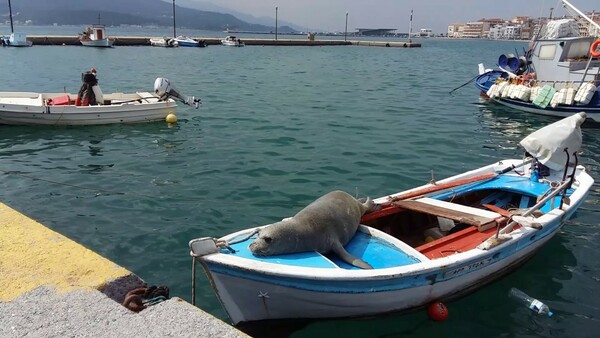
393;197;502;232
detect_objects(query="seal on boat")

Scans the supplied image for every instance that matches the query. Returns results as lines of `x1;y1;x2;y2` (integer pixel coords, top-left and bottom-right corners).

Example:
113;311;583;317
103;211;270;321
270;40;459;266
249;190;376;269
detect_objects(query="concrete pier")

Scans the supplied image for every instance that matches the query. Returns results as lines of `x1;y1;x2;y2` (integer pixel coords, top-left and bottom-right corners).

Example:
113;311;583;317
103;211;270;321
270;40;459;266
0;202;248;337
26;35;421;48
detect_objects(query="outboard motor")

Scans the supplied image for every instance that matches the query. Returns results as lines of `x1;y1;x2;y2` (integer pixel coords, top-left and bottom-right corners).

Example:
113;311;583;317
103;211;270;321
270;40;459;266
154;78;201;109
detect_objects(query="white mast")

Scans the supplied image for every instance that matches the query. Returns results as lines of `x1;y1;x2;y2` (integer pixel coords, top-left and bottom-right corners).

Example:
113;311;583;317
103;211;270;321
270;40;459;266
561;0;600;32
8;0;14;33
408;9;413;43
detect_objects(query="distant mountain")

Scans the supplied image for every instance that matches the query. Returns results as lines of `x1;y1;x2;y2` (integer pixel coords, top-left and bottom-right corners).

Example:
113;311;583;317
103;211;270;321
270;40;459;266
3;0;296;32
175;0;308;32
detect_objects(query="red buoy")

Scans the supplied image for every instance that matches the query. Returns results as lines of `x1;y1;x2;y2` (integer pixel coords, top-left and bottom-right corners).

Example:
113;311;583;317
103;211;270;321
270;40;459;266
427;302;449;321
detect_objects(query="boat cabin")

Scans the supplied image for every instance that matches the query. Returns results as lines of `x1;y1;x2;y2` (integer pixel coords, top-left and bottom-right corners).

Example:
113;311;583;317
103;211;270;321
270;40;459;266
82;25;107;41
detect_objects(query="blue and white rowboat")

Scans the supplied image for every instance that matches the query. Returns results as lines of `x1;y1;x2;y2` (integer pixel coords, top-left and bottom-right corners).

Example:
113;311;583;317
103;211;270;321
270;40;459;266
190;113;593;325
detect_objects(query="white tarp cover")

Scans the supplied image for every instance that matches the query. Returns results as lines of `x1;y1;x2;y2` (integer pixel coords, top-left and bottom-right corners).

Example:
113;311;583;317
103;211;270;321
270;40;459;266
541;19;580;39
519;112;586;170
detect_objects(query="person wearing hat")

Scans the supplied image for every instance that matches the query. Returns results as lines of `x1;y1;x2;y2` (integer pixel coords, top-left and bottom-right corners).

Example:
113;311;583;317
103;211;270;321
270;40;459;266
75;67;104;106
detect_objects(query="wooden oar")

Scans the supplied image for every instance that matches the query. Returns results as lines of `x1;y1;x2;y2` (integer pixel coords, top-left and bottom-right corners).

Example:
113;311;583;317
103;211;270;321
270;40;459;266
361;159;532;223
497;178;571;236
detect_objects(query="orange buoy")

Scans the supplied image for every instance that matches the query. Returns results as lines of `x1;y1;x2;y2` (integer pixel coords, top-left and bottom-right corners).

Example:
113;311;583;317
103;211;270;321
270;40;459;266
591;39;600;58
427;302;449;321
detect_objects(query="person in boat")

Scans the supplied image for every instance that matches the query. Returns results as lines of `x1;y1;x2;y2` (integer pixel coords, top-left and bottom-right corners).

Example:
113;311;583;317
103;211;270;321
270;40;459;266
75;67;104;106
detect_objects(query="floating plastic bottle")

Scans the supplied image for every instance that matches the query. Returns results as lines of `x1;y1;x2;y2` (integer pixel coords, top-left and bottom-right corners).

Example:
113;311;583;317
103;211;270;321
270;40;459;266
508;287;553;317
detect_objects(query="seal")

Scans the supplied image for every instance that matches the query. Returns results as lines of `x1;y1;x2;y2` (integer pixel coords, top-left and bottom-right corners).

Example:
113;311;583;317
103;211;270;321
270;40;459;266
249;190;376;269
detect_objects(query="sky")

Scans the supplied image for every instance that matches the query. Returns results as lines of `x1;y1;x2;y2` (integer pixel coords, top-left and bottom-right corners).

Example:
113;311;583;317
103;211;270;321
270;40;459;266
189;0;599;33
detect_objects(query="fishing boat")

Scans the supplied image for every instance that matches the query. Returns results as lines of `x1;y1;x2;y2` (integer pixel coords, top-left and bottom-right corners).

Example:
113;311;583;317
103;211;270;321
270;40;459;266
474;0;600;122
189;112;593;325
80;23;114;48
221;36;245;47
1;0;32;47
0;78;200;125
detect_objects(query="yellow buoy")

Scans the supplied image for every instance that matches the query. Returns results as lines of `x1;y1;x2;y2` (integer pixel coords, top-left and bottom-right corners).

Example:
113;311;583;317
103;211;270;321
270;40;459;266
165;112;177;123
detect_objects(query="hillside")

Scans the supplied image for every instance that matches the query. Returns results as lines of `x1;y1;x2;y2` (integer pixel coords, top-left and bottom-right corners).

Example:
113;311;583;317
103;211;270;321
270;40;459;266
4;0;295;32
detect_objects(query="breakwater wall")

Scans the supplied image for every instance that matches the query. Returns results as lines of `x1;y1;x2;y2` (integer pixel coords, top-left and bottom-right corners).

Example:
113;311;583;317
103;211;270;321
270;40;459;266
27;35;421;48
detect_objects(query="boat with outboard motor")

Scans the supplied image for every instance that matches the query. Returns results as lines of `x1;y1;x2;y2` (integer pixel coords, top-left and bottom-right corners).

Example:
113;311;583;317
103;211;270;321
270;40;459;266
0;77;200;125
474;0;600;122
221;36;245;47
189;112;593;325
150;37;178;47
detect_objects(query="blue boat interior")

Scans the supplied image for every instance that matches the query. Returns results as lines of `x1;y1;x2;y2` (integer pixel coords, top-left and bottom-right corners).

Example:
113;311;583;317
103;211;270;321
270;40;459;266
433;174;571;213
360;173;574;251
224;231;421;270
221;174;572;267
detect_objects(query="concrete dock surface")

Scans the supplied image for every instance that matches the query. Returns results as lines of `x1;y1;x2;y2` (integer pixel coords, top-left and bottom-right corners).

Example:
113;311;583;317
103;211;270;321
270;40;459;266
0;202;248;338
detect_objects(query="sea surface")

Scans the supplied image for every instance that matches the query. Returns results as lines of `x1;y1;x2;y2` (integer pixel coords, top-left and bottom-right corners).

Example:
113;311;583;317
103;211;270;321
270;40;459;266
1;28;599;338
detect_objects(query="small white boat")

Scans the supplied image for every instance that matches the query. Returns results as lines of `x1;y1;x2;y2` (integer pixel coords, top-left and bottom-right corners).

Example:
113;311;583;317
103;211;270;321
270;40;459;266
1;33;32;47
0;78;200;125
221;36;245;47
80;24;114;48
190;113;593;325
150;37;178;47
174;35;203;47
1;0;32;47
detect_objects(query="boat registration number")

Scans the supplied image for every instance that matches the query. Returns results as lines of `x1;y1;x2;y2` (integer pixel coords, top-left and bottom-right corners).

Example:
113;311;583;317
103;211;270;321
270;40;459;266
443;257;493;278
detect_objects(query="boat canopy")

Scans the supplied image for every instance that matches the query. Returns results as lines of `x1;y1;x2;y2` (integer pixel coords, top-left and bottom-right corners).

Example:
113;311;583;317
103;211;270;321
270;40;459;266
520;112;585;170
540;19;580;39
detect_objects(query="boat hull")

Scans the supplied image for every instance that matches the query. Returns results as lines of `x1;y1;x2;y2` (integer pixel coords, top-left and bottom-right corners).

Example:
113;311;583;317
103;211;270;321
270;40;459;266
205;232;555;324
150;38;178;47
0;92;177;125
80;39;114;48
174;36;201;47
221;41;244;47
176;41;199;47
475;70;600;122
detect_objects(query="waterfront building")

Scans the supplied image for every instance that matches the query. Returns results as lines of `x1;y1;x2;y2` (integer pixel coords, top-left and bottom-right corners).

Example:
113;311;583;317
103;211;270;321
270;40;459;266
448;11;598;40
462;22;486;38
489;24;521;40
447;23;464;38
419;28;433;37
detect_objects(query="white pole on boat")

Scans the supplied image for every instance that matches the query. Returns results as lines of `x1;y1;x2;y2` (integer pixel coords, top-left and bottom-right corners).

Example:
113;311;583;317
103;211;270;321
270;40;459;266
345;11;348;41
8;0;14;33
408;9;413;43
562;0;600;31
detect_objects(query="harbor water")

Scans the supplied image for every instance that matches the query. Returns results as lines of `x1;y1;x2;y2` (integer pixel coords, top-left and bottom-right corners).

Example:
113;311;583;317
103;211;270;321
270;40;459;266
1;32;599;338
